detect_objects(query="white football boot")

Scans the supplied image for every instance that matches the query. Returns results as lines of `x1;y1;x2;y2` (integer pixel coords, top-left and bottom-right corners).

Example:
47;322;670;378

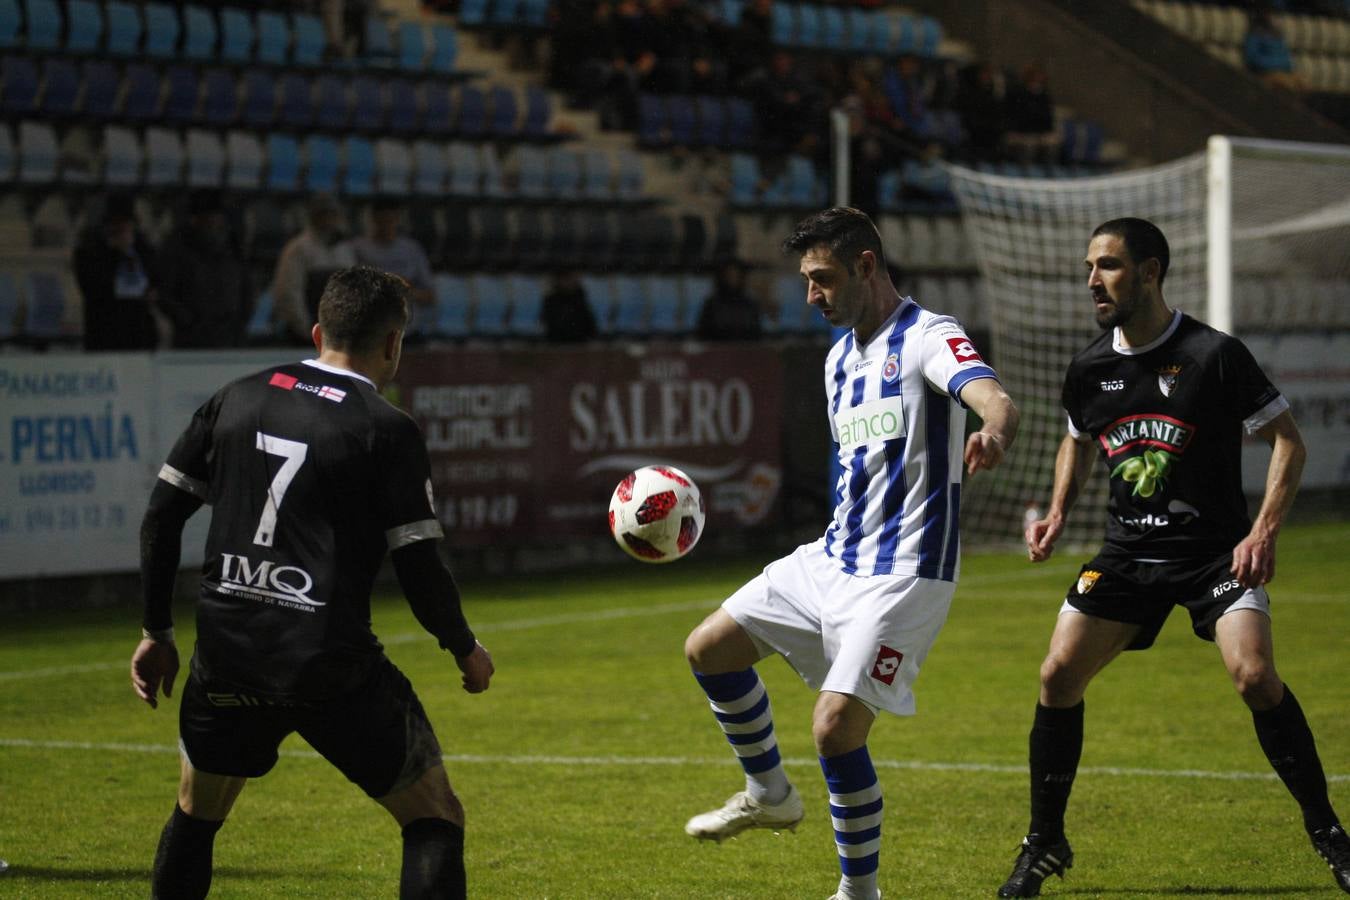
684;785;804;842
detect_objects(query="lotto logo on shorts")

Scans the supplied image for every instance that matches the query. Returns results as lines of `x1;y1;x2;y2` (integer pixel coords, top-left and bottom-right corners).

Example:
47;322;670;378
870;645;904;685
946;337;984;364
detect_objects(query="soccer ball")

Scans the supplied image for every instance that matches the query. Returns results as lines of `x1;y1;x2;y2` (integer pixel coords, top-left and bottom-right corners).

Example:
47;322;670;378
608;465;705;563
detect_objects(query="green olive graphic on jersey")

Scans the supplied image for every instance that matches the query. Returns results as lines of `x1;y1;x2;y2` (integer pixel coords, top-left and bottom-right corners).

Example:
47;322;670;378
1111;450;1173;498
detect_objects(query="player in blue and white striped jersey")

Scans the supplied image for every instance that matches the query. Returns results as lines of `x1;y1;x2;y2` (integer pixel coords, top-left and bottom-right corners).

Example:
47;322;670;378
683;208;1019;900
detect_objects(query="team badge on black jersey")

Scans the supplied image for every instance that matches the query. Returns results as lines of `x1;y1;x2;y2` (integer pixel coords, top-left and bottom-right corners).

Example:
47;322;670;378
1076;569;1101;594
1156;364;1181;397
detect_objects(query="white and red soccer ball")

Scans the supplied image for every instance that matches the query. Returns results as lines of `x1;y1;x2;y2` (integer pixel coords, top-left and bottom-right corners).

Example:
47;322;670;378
608;465;705;563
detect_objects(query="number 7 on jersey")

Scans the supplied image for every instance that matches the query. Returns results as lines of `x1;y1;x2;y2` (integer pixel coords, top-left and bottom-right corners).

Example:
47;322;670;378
253;432;308;547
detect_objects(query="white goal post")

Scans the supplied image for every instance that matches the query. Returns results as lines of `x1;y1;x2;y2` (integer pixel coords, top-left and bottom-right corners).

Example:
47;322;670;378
941;136;1350;547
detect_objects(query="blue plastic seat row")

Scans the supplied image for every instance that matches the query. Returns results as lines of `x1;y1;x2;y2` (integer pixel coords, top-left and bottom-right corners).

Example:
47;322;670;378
758;2;943;57
637;93;757;150
0;0;459;73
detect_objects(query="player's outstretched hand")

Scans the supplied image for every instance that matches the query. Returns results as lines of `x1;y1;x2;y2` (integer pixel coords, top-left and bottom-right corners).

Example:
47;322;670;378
964;431;1005;476
131;638;179;709
1026;513;1064;563
456;642;494;694
1231;528;1276;588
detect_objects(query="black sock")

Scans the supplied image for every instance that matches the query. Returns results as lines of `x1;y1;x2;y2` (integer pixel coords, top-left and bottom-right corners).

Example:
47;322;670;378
1252;685;1338;834
151;805;224;900
1027;701;1084;844
400;817;466;900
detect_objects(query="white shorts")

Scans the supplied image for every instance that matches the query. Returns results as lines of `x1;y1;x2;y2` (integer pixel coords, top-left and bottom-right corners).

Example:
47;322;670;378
722;538;955;717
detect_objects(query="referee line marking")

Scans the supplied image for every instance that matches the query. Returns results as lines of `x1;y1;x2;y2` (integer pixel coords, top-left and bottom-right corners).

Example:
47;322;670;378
0;737;1345;783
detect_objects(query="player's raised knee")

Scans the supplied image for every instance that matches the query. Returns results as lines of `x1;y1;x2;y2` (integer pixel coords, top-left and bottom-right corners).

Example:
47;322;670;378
1038;654;1088;707
1229;660;1282;709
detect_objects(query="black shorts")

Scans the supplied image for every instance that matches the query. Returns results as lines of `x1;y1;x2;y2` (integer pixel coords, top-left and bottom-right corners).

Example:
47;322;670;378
179;656;443;799
1063;548;1270;651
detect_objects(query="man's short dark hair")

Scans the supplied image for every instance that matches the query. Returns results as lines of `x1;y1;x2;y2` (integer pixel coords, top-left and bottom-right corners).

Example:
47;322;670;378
781;207;887;273
1092;217;1170;287
317;266;409;353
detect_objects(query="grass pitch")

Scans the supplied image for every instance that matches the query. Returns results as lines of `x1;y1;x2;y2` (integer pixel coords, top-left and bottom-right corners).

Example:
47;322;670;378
1;522;1347;898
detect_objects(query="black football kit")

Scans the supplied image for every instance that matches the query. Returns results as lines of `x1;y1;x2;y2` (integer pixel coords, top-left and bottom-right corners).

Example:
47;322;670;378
1058;311;1289;648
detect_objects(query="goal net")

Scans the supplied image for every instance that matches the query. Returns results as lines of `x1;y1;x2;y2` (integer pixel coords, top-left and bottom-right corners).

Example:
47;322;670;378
945;136;1350;549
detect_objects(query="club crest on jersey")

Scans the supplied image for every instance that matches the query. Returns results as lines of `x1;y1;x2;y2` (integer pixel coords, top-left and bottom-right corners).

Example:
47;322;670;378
881;353;900;383
946;336;984;364
870;645;904;685
1077;569;1102;594
1156;364;1182;398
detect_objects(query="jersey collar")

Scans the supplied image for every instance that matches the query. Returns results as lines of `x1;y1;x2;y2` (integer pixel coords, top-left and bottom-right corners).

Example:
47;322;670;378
1112;309;1182;356
302;358;377;390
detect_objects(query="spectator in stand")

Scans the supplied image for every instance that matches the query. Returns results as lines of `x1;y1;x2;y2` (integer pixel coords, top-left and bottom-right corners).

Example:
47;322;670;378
156;190;253;349
1243;7;1308;92
351;198;436;311
882;55;934;143
904;142;955;208
271;194;356;346
1004;62;1060;165
541;271;599;342
748;51;829;154
955;62;1007;162
696;260;763;341
72;193;160;352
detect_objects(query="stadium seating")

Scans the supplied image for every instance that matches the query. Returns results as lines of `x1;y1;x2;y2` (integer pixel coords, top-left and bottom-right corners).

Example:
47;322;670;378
66;0;103;53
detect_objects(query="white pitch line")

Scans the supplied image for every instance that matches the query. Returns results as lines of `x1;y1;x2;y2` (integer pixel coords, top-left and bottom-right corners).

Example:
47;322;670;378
0;738;1345;783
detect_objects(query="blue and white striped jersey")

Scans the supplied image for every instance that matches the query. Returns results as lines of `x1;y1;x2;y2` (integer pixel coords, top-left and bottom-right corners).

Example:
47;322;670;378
823;299;999;580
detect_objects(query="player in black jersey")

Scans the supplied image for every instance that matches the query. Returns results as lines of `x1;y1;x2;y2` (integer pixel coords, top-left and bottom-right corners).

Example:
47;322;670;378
130;266;493;900
997;219;1348;897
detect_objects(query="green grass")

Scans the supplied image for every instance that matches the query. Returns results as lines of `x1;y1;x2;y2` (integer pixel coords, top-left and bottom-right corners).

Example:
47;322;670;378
2;522;1348;898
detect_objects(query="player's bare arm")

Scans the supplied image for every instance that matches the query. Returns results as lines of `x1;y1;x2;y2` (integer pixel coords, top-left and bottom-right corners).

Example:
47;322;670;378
1232;410;1306;588
959;377;1020;476
1026;432;1096;562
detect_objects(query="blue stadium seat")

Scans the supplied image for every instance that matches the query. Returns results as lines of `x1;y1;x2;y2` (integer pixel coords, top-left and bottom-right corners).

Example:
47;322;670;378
219;7;253;63
889;12;915;55
387;78;419;133
0;0;17;48
0;271;19;341
458;0;487;27
1;57;39;115
770;3;795;45
917;16;942;57
544;207;578;266
478;142;507;198
581;148;611;200
578;209;614;268
422;80;454;135
304;136;339;193
265;133;300;192
162;65;200;124
314;74;350;130
615;149;643;200
611;275;648;335
679;274;712;330
240;70;276;128
350;75;385;131
845;8;871;52
41;59;78;117
521;0;548;28
488;84;519;137
104;1;141;56
143;3;180;58
514;207;547;268
277;73;315;128
342;137;375;196
429;23;458;74
770;273;806;333
121;64;162;121
695;95;725;147
580;274;614;333
667;94;697;146
456;84;487;137
364;14;395;67
183;4;216;60
637;93;667;147
81;60;118;118
820;6;846;49
521;85;551;139
291;12;325;66
546;145;581;199
255;10;288;65
144;126;184;186
490;0;520;27
796;4;821;47
718;0;742;26
645;276;683;335
412;140;447;195
23;0;61;51
398;21;428;72
24;271;72;340
725;97;755;149
65;0;101;53
515;144;548;199
506;274;545;337
446;141;480;196
200;67;238;126
431;274;471;338
470;274;509;336
246;286;276;340
728;153;759;206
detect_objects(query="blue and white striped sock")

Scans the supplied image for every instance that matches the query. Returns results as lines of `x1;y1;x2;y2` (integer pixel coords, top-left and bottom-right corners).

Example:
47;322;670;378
694;668;791;804
821;745;883;900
